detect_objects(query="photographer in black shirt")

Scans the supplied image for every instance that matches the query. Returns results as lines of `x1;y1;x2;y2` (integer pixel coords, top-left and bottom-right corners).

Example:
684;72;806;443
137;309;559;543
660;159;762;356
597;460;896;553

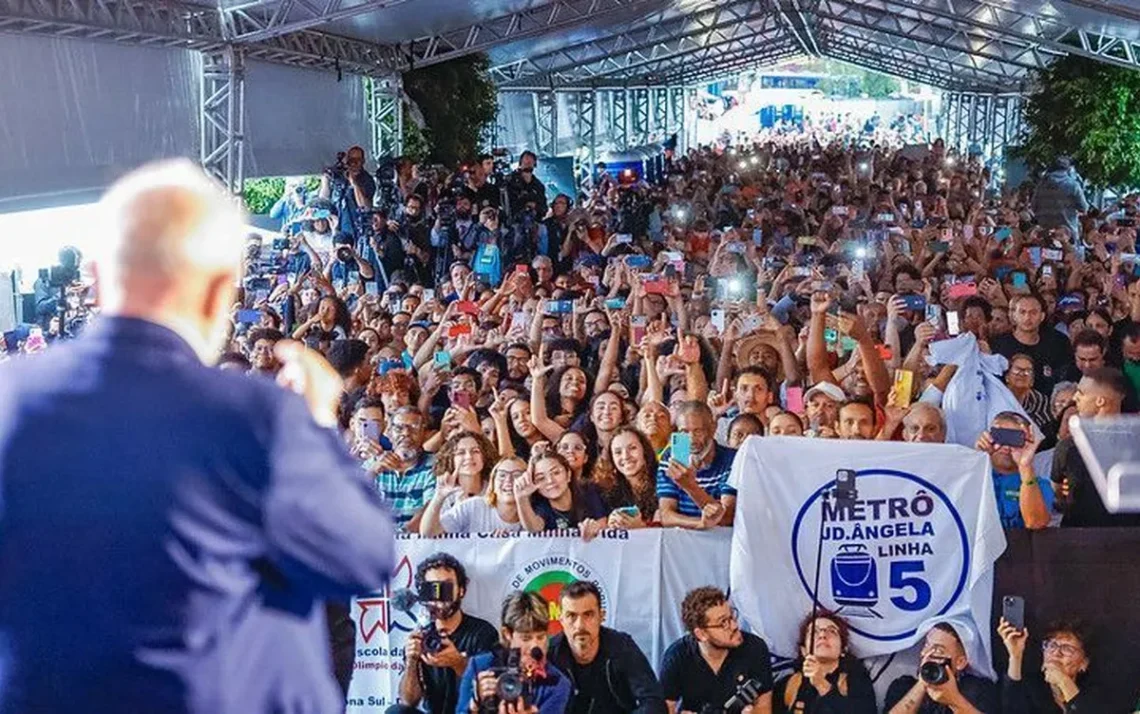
393;553;498;714
548;581;666;714
885;623;998;714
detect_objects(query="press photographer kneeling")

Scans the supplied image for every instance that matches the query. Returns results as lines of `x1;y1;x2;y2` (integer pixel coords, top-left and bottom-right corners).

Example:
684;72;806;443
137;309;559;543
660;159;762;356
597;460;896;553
394;554;498;714
457;591;572;714
885;623;998;714
548;580;666;714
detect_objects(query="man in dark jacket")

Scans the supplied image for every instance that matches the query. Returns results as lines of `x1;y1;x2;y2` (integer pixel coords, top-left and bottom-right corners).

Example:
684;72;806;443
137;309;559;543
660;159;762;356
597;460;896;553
549;581;666;714
1031;156;1088;239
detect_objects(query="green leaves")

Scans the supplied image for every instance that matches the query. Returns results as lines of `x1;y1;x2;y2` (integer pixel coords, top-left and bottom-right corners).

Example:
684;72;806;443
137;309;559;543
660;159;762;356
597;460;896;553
1016;56;1140;189
404;54;499;166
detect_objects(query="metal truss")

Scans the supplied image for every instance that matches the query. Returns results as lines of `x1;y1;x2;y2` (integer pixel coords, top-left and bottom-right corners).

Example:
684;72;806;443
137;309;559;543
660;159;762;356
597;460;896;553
668;86;685;136
0;0;225;50
200;46;245;195
366;74;403;161
219;0;416;43
675;44;801;85
402;0;661;70
650;86;668;136
609;87;630;150
615;22;790;84
490;0;769;86
941;91;1022;164
773;0;821;57
576;90;598;171
630;87;650;145
533;91;558;156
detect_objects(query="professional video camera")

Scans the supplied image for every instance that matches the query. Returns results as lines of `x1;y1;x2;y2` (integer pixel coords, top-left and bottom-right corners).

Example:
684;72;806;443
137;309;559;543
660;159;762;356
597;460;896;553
480;646;547;713
697;678;765;714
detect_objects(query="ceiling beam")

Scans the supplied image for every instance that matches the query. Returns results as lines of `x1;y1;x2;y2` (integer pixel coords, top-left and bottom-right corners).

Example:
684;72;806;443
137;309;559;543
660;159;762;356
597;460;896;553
490;0;765;85
668;45;802;84
220;0;417;43
820;32;1004;91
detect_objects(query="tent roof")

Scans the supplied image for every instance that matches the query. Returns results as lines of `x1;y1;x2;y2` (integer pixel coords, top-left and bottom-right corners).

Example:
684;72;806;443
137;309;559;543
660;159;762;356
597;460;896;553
3;0;1140;89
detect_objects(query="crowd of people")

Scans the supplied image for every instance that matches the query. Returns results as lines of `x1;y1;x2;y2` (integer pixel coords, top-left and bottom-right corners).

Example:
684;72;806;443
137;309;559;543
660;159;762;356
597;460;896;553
14;126;1140;712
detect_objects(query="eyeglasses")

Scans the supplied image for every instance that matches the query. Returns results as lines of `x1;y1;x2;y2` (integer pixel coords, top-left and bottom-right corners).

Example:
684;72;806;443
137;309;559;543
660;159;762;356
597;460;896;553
810;624;841;639
1043;640;1083;658
1008;367;1033;376
559;443;588;453
703;607;739;631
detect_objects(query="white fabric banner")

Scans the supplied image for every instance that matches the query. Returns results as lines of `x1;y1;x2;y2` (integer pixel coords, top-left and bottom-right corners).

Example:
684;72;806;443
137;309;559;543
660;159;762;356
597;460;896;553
346;529;728;713
728;437;1007;680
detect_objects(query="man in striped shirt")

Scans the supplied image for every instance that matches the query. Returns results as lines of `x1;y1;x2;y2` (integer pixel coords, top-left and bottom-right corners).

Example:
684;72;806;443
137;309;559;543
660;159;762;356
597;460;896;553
656;401;738;530
370;406;435;530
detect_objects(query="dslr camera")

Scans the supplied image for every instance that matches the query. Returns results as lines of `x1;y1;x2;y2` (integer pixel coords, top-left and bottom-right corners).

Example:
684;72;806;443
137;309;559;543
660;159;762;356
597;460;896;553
480;647;543;713
698;677;764;714
919;658;952;686
324;152;347;180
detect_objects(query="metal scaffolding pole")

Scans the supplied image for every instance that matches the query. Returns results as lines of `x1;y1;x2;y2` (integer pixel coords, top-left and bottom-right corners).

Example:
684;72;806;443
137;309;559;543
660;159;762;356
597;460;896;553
200;46;245;195
631;87;650;146
366;75;404;162
669;86;685;138
651;86;669;139
533;91;558;156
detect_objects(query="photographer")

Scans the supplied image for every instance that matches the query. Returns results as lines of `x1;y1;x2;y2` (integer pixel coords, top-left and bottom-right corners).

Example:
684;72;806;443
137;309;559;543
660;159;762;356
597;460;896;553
467;154;502;211
548;581;666;714
457;591;572;714
505;151;548;224
997;616;1104;713
395;554;498;714
324;232;375;295
391;194;433;284
884;623;998;714
432;189;481;285
320;145;376;240
660;586;773;714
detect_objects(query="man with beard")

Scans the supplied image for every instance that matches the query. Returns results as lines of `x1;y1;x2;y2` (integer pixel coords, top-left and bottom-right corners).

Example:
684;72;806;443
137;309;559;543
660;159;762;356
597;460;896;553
393;554;497;714
430;190;480;285
548;581;665;714
369;406;435;530
660;587;773;714
504;342;533;383
391;194;432;284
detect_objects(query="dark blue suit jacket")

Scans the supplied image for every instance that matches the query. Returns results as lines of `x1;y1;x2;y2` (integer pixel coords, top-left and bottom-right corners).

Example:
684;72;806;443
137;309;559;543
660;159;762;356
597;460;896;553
0;317;395;714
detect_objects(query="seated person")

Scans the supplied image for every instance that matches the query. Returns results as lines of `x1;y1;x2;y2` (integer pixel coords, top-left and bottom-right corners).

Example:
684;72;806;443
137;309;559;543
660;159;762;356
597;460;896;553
998;616;1104;713
548;581;666;714
774;610;876;714
656;402;737;530
660;586;773;714
885;622;999;713
393;554;498;714
456;591;572;714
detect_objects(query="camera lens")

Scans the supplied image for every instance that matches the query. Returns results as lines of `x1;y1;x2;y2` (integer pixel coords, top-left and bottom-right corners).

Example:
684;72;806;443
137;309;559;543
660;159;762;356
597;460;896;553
422;627;444;654
496;672;524;703
919;660;950;685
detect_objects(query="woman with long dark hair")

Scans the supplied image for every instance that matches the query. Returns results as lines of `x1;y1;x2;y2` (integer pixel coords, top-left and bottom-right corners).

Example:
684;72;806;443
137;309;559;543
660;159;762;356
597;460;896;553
774;610;876;714
603;426;660;529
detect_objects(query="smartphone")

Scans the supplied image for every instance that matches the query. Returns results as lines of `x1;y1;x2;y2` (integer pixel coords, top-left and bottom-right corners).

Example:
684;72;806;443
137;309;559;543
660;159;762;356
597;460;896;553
823;327;839;344
1042;248;1063;262
434;350;452;370
742;314;762;334
724;242;746;254
991;427;1027;448
546;300;574;315
893;369;914;408
834;469;858;503
1011;271;1028;290
710;309;726;334
785;386;805;415
995;226;1012;241
615;505;641;519
925;303;943;328
931;241;950;253
947;281;977;299
942;228;954;243
831;205;848;216
670;432;693;468
604;297;626;310
456;300;480;315
448;323;472;338
791;266;812;277
630;315;648;343
900;294;926;312
358;418;384;443
797;236;816;246
752;228;763;246
946;311;961;336
624;254;652;269
643;278;670;295
237;309;262;324
1002;595;1026;631
1027;246;1042;267
514;264;530;275
453;391;473;409
851;258;865;283
1042;265;1054;278
876;213;895;223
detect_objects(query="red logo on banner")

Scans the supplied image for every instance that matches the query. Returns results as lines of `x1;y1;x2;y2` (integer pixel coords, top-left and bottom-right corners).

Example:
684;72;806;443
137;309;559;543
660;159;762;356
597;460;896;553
358;555;415;644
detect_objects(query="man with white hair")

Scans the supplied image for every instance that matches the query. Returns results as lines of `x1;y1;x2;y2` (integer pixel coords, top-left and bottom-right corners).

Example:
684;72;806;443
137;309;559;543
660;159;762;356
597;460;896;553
0;160;395;714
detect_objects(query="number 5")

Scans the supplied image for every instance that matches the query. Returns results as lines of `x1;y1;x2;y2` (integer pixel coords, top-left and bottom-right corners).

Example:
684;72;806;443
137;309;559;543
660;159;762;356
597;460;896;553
889;560;932;611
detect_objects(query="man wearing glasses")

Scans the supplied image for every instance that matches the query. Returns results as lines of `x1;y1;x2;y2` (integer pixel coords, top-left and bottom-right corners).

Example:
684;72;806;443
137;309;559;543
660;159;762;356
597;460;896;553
659;586;773;714
885;623;998;713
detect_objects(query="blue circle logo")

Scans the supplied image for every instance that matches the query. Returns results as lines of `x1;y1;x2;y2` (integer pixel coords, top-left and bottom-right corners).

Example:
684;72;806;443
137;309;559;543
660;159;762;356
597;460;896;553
790;469;970;642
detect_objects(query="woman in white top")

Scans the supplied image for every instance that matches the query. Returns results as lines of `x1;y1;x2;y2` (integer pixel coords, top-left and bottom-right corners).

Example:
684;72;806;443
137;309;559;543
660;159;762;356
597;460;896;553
420;456;525;536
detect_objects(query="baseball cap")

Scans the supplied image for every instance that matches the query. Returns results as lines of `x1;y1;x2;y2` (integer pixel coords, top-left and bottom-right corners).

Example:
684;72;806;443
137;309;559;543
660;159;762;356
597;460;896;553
804;382;846;403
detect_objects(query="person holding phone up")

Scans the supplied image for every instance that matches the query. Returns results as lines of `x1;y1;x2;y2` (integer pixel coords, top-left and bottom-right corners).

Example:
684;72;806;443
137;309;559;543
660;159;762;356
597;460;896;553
655;401;738;530
974;412;1053;530
998;616;1105;712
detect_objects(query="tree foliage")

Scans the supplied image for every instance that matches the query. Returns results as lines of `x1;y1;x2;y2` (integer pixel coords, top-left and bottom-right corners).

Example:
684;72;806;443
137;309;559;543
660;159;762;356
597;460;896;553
1016;55;1140;188
242;176;319;215
404;54;498;166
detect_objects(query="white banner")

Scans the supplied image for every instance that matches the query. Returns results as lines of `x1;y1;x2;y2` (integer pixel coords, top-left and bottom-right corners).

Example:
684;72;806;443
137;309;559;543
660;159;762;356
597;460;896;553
346;529;730;713
728;437;1006;680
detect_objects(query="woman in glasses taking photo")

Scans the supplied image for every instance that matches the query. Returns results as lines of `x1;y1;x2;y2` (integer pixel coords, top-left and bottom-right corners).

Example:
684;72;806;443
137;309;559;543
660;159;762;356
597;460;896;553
998;615;1104;713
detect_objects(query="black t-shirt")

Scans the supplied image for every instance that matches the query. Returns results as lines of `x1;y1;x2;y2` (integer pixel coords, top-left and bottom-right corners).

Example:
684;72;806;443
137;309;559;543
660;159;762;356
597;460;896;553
1051;436;1140;527
419;613;498;714
883;672;999;714
991;329;1073;394
660;633;774;712
568;656;614;714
